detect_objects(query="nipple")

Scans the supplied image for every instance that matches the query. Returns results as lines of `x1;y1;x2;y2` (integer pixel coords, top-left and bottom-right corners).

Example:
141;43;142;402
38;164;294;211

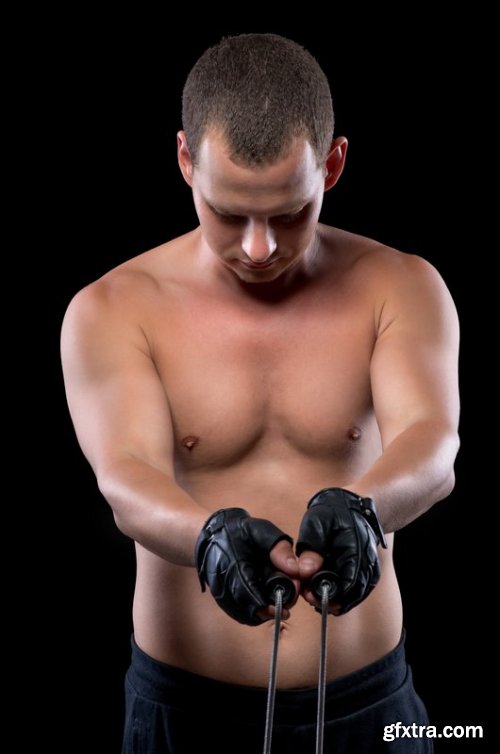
182;435;199;451
347;426;362;441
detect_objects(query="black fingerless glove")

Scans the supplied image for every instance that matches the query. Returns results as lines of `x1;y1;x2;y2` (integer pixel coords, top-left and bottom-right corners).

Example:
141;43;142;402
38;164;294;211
296;488;387;614
195;508;293;626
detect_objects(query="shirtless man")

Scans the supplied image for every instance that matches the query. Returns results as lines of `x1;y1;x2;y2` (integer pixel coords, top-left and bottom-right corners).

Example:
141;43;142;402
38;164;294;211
61;34;460;753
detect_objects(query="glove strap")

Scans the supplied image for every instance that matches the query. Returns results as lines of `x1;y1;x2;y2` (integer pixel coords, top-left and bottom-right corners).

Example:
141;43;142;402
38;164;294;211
354;495;387;549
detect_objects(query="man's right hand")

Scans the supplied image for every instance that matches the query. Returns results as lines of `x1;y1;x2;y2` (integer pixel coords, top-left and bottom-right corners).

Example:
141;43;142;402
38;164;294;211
195;508;299;625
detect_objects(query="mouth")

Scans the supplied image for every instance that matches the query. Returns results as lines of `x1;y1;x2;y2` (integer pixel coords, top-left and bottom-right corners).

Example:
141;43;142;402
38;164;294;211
239;257;279;270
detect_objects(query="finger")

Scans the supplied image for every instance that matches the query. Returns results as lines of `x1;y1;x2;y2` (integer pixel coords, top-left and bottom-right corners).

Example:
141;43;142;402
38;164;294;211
257;605;291;621
298;549;324;579
301;586;318;607
300;586;342;614
269;539;300;578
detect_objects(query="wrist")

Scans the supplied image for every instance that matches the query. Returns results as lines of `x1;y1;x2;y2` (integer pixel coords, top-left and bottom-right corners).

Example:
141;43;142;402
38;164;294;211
307;486;363;508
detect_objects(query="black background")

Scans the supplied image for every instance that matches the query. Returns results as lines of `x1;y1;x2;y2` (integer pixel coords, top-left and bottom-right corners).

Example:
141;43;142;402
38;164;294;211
48;18;496;753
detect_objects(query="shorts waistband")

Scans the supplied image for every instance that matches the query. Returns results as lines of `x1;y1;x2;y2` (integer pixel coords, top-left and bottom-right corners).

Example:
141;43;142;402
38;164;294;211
126;631;407;726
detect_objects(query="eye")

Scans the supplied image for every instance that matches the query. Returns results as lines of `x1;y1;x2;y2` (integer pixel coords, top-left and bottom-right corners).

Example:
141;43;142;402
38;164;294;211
219;214;244;224
209;206;244;224
274;207;308;225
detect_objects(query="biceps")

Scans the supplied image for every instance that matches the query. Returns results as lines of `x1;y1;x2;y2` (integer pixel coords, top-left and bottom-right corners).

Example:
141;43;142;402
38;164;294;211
65;352;175;477
370;332;460;447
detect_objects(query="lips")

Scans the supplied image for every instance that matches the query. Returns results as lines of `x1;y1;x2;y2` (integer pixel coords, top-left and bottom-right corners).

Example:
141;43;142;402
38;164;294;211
239;258;278;270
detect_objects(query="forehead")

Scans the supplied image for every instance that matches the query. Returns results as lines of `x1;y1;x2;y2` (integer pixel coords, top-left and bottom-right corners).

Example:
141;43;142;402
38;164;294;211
193;131;322;212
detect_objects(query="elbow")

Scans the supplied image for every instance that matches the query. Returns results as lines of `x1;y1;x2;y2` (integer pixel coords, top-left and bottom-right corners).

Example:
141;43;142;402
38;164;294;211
436;468;456;502
97;469;115;507
97;471;135;539
111;509;134;540
435;429;460;502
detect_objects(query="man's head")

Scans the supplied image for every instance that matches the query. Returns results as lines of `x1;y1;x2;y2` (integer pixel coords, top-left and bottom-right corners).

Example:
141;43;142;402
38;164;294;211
178;34;347;285
182;33;334;168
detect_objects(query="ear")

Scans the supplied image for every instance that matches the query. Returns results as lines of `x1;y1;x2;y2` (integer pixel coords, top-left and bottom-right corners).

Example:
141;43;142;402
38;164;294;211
324;137;348;192
177;131;194;187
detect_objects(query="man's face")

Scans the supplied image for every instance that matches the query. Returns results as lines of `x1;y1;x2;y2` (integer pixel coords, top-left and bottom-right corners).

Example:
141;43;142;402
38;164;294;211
182;131;328;284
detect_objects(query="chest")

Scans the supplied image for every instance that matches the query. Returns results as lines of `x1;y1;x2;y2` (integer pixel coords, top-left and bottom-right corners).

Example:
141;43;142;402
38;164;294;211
151;289;377;464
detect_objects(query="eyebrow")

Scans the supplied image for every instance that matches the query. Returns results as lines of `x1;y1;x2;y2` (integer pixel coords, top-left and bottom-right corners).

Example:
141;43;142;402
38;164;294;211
206;201;308;217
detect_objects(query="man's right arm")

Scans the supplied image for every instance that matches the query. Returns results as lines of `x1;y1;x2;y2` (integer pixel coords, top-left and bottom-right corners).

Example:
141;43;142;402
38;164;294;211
61;278;208;566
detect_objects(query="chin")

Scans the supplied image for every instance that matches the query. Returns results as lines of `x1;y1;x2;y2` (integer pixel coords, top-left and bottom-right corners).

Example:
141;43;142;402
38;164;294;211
235;265;286;284
230;256;299;284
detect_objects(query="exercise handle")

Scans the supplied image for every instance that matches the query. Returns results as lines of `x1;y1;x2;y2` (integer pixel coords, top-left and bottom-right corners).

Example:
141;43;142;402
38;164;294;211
311;570;338;600
265;571;296;606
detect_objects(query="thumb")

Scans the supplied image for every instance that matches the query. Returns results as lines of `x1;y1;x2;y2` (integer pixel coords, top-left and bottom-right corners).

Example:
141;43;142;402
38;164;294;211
269;539;300;578
298;549;324;579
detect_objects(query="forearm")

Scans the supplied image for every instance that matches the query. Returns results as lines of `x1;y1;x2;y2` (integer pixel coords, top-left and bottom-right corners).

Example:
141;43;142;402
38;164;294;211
98;458;208;566
349;420;459;533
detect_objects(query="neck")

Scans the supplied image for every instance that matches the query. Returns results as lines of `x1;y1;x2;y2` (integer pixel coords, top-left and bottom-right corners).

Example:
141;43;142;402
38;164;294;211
235;265;312;303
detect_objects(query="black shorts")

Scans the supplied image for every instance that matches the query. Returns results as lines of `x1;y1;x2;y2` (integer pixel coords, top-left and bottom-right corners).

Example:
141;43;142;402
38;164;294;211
122;631;432;753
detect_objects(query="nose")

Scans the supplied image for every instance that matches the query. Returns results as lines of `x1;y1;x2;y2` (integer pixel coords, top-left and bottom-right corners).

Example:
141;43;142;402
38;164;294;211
241;219;277;263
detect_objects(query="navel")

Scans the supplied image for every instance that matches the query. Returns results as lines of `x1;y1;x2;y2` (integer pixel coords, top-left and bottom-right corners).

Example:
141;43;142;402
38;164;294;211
347;426;362;442
182;435;200;451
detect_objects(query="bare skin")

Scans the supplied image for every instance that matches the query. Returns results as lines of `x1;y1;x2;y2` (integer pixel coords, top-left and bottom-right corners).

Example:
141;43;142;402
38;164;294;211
61;131;460;688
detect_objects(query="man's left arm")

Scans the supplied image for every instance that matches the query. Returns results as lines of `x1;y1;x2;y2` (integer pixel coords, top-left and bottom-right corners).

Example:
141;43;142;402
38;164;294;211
350;254;460;532
296;254;460;609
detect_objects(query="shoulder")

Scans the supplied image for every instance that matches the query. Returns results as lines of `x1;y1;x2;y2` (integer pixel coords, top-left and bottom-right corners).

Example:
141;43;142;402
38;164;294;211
61;269;152;347
368;245;453;310
358;238;457;338
327;225;448;287
62;230;198;333
329;226;455;302
321;225;458;334
361;242;456;327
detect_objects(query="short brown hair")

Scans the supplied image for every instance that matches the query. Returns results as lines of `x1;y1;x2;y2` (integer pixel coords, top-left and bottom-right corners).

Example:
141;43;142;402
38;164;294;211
182;33;334;167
